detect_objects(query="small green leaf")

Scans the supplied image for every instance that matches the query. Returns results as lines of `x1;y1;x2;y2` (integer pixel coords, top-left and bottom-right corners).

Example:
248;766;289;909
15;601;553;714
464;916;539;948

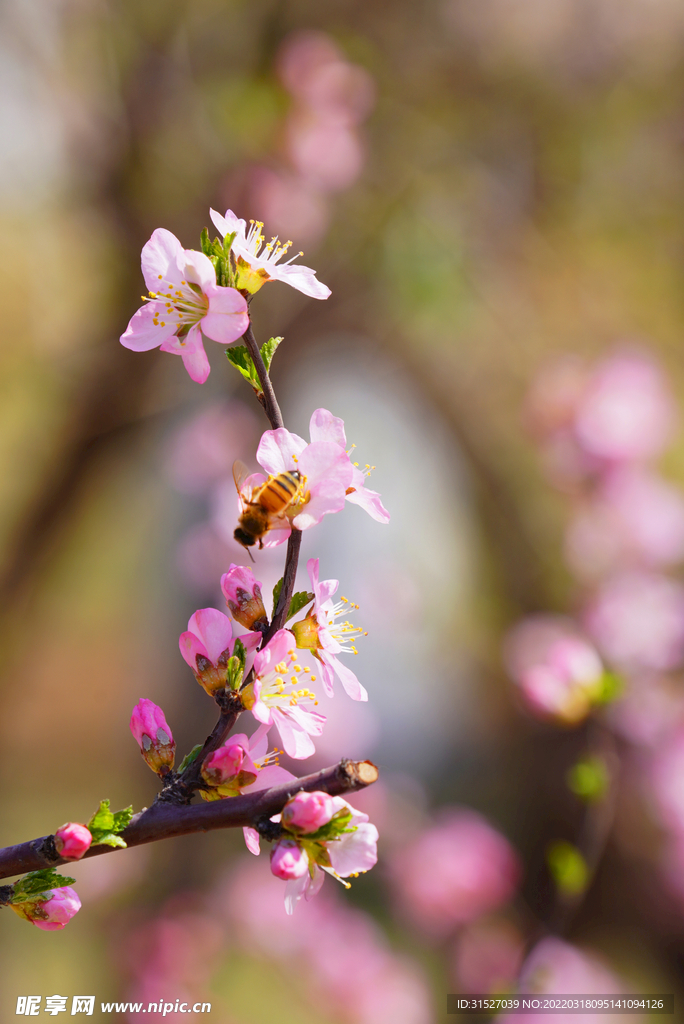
272;577;284;613
226;346;260;392
296;808;355;843
222;230;237;256
547;841;589;897
12;869;76;903
87;799;115;835
286;591;314;623
593;671;623;705
566;757;609;803
92;833;127;849
178;744;203;774
112;806;134;831
261;337;283;374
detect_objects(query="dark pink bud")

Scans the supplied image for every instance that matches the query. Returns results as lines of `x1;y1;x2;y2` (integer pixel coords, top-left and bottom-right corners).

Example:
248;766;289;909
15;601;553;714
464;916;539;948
31;887;81;931
270;839;309;880
130;698;175;774
221;564;268;631
54;823;92;862
282;790;334;833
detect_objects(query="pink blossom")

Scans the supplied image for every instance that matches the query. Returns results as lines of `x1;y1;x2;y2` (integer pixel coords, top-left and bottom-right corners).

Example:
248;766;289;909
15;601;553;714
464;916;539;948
245;628;326;758
501;937;628;1024
120;228;249;383
504;616;604;725
209;208;330;299
130;698;176;774
246;408;388;545
565;468;684;580
54;823;92;862
282;796;378;915
247;167;330;246
179;607;260;695
389;809;520;939
199;723;295;806
270;839;310;880
277;32;375;124
220;564;268;632
574;351;677;464
585;571;684;671
608;673;684;747
31;887;81;931
290;557;368;701
287;114;364;192
282;790;335;833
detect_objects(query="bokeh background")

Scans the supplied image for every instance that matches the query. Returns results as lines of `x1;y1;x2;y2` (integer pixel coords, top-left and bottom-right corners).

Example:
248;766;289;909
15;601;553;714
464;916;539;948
2;0;684;1020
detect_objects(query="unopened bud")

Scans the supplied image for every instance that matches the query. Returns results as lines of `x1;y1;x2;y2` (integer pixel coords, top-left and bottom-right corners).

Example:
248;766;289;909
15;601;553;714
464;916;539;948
282;791;334;834
130;698;176;774
221;564;268;631
12;887;82;931
54;823;92;862
270;839;309;880
290;614;321;651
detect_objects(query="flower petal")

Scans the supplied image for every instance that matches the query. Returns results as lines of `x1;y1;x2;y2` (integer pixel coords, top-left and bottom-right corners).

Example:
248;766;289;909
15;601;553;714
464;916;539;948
181;248;219;293
284;871;311;915
243;826;261;856
346;484;390;523
141;228;185;293
160;325;211;383
120;302;177;351
179;630;209;670
201;284;250;344
309;409;347;446
298;441;353;491
257;428;308;474
210;208;247;242
322;649;368;701
328;821;379;876
188;607;234;665
246;764;297;792
272;263;331;300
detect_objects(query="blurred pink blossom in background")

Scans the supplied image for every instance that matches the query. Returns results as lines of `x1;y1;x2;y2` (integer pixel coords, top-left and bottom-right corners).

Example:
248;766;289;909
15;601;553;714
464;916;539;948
584;571;684;672
451;917;524;994
388;808;520;939
504;615;604;724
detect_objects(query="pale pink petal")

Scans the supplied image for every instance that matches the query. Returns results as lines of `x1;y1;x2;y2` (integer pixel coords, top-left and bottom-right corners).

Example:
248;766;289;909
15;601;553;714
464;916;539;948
243;827;261;856
284;871;312;915
259;522;292;547
346;484;390;523
246;765;297;792
298;441;353;490
309;409;347;446
179;630;209;670
120;302;177;351
257;428;308;474
181;248;220;293
272;263;331;299
273;708;323;759
210;208;247;242
254;629;295;677
141;228;185;292
201;284;249;344
188;607;234;665
320;649;368;701
160;325;211;384
328;821;379;876
248;721;271;759
316;652;336;697
305;864;325;901
292;486;346;530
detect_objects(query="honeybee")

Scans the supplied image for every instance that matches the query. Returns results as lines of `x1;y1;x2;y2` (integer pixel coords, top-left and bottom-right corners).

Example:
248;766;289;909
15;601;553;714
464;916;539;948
233;460;303;551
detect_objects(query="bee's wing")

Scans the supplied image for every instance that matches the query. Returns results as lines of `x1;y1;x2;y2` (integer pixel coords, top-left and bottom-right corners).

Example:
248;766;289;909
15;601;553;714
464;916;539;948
232;460;251;508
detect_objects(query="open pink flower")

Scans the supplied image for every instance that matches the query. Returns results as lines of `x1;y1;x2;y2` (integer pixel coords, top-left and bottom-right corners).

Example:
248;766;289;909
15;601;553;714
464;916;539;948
31;887;82;931
281;796;379;915
54;823;92;862
130;698;175;774
244;408;389;546
244;629;326;759
209;208;330;299
120;228;249;383
179;607;260;695
290;558;368;701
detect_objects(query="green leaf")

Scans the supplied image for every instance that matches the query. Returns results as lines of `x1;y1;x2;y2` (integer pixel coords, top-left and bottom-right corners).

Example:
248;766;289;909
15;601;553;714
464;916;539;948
225;638;247;690
222;230;237;256
272;577;284;613
566;757;609;803
547;841;589;897
12;869;76;903
260;337;283;374
178;744;203;774
226;346;260;392
87;800;134;847
286;591;314;623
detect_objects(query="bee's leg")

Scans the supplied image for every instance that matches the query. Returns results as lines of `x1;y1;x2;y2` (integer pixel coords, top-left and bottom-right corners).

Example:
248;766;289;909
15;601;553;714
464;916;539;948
259;538;264;549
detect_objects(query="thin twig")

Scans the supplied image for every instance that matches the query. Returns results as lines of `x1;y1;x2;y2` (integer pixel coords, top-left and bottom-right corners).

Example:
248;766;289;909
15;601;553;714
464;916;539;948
264;529;302;643
242;321;284;430
0;760;379;882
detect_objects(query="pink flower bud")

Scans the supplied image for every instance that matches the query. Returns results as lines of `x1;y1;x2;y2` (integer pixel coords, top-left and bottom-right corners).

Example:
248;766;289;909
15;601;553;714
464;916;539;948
54;823;92;862
31;887;81;931
130;698;175;775
221;564;268;631
282;790;334;833
270;839;309;880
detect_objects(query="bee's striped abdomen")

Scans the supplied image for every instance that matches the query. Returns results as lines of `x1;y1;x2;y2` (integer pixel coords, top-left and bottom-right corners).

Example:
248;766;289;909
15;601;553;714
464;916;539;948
256;471;301;514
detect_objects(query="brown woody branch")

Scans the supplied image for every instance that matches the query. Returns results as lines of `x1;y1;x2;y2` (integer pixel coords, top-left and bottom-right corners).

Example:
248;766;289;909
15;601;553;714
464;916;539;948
0;760;379;882
241;321;284;430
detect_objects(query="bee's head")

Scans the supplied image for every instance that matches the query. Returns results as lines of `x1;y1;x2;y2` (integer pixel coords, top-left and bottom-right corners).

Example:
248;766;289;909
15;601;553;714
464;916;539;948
234;527;256;548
